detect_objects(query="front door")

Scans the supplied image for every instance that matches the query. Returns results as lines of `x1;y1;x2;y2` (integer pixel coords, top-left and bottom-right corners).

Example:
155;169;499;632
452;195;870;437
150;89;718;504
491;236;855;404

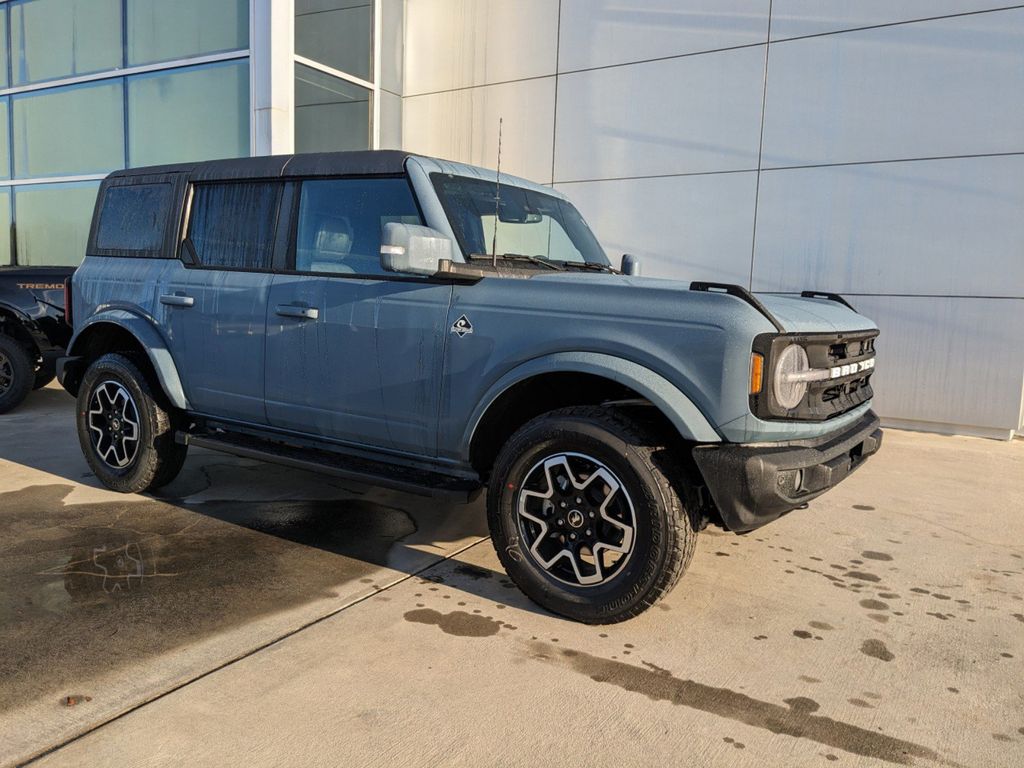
161;181;281;424
264;176;452;456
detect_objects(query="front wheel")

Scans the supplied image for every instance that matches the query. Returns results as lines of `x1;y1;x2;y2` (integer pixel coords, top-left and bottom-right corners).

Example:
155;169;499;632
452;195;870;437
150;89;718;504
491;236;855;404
488;406;699;623
76;353;188;493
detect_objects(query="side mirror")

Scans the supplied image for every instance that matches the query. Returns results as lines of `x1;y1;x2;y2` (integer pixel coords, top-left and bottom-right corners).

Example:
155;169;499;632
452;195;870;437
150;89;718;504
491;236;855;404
380;223;455;276
621;253;642;276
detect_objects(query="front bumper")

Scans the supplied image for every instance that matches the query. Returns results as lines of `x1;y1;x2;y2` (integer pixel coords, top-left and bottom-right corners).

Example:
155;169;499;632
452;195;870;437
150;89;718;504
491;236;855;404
693;410;882;533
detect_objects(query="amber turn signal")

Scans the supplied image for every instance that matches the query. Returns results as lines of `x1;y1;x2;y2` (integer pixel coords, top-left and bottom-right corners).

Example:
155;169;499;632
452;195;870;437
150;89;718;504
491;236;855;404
749;352;764;394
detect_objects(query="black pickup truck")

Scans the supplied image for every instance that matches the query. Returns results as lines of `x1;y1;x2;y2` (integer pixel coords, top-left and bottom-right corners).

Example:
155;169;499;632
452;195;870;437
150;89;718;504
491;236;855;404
0;266;73;412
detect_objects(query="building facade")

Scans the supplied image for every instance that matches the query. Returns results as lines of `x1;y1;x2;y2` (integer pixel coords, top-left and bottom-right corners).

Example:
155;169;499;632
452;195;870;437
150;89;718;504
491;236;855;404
2;0;1022;439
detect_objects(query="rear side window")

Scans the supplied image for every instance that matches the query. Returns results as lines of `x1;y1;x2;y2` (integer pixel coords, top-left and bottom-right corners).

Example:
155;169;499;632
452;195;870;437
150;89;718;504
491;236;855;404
294;178;421;275
187;182;280;270
95;183;173;254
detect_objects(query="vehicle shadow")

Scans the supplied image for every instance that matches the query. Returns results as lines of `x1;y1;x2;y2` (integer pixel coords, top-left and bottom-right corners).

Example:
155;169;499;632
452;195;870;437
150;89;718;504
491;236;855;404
1;394;558;717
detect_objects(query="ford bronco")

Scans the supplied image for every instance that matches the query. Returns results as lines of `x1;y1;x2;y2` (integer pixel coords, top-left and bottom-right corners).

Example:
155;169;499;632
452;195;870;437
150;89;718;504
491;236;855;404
60;150;881;623
0;266;73;413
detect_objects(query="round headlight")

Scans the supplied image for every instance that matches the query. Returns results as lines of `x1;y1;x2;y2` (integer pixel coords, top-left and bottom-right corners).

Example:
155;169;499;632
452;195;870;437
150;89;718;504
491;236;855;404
773;344;809;410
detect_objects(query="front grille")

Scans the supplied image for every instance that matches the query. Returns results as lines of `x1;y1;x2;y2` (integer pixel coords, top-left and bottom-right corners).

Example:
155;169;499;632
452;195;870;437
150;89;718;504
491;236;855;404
750;329;879;421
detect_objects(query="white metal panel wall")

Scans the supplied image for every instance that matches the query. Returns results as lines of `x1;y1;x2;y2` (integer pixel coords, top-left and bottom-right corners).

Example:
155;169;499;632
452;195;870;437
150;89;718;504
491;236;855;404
400;0;1024;437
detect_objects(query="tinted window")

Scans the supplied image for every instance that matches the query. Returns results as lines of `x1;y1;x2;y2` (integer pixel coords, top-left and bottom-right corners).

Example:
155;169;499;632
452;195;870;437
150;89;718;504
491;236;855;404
295;1;372;82
127;0;248;66
294;178;421;275
188;182;279;269
11;0;121;85
294;64;370;153
95;183;172;253
12;80;124;178
127;60;249;167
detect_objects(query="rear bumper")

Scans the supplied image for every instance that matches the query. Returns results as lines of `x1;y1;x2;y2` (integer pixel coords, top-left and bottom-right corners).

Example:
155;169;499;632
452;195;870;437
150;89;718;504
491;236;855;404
692;411;882;533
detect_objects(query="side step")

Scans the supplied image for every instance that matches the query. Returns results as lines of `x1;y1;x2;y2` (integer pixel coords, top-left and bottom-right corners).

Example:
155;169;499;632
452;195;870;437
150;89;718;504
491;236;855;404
182;431;482;502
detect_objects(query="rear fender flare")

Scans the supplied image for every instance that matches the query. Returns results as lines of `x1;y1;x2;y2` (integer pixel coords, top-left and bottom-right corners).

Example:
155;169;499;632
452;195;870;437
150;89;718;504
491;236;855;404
68;309;189;410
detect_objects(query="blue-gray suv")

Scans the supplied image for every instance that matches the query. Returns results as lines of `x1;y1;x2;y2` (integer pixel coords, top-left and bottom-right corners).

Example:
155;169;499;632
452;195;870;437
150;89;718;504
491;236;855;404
60;150;882;623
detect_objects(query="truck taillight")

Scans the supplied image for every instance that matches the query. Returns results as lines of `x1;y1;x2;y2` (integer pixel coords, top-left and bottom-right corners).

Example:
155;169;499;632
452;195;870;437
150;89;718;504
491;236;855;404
63;275;73;328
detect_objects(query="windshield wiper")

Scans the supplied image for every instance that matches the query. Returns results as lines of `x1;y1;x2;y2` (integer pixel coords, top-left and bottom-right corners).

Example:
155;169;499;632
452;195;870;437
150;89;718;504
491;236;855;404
556;260;621;274
468;253;565;271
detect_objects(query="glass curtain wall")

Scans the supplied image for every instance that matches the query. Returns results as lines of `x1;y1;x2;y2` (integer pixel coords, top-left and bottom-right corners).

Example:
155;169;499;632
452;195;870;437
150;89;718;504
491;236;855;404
294;0;376;153
0;0;251;267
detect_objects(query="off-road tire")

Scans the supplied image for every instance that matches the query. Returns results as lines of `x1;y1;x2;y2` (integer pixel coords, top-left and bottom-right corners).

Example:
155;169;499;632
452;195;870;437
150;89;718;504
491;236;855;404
488;405;700;623
33;363;56;390
77;353;188;493
0;333;34;414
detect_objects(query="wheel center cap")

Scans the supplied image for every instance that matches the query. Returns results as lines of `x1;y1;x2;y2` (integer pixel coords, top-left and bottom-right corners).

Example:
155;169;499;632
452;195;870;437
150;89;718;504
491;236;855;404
566;509;585;529
111;419;121;431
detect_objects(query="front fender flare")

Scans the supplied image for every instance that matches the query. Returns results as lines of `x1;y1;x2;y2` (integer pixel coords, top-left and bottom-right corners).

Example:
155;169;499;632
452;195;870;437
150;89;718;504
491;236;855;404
462;352;722;459
0;300;48;353
68;309;190;410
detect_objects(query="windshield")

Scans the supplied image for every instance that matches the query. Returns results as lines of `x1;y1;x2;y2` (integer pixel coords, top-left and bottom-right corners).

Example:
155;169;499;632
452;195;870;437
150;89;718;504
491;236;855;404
431;173;610;266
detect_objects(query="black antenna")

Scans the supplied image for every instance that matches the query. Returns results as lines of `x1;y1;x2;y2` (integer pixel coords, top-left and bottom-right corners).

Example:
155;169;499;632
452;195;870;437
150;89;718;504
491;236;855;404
490;117;503;267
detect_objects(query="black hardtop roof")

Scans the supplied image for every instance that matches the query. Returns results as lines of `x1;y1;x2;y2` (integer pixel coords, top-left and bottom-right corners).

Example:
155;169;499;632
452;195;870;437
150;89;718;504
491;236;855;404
106;149;414;183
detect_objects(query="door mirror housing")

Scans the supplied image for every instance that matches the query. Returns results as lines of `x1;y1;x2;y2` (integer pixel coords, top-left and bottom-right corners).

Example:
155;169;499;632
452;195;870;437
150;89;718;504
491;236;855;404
621;253;642;276
380;223;455;276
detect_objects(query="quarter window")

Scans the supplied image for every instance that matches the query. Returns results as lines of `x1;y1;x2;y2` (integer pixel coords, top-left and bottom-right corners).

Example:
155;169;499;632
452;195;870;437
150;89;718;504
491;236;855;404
95;183;173;253
294;178;421;275
187;182;279;270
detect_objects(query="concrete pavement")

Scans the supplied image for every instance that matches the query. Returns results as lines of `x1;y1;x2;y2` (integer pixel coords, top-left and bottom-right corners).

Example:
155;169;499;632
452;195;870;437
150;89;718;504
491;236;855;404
1;384;1022;766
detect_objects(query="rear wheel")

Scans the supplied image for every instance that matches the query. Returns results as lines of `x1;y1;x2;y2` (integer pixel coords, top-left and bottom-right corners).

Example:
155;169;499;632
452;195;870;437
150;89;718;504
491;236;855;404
0;334;34;414
488;406;699;623
76;353;188;493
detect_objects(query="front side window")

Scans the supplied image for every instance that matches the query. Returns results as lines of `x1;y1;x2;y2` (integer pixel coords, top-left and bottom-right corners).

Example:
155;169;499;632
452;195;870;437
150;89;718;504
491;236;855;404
187;182;279;270
95;183;172;253
431;174;609;267
294;178;421;276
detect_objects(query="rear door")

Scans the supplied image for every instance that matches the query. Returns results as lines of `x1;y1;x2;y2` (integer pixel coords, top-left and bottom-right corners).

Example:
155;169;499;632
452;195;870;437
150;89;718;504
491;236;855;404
264;176;452;456
161;181;282;424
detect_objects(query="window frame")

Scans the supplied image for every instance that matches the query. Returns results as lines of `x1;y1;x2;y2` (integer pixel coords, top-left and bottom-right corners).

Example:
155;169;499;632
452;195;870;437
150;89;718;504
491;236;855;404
87;173;188;259
180;179;285;273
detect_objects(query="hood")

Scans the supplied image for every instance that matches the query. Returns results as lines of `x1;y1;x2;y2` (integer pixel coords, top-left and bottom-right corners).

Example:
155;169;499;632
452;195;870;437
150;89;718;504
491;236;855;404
529;273;875;334
755;293;875;334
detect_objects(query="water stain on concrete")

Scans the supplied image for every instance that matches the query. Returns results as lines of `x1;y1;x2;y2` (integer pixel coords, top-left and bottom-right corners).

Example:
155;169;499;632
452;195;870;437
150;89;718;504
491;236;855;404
846;571;881;583
0;483;420;712
528;642;948;765
403;608;501;637
862;551;894;561
809;621;834;631
853;505;876;511
453;564;492;581
860;599;889;611
861;639;895;662
869;614;890;624
798;675;821;684
849;698;874;708
793;630;813;639
1015;614;1024;623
